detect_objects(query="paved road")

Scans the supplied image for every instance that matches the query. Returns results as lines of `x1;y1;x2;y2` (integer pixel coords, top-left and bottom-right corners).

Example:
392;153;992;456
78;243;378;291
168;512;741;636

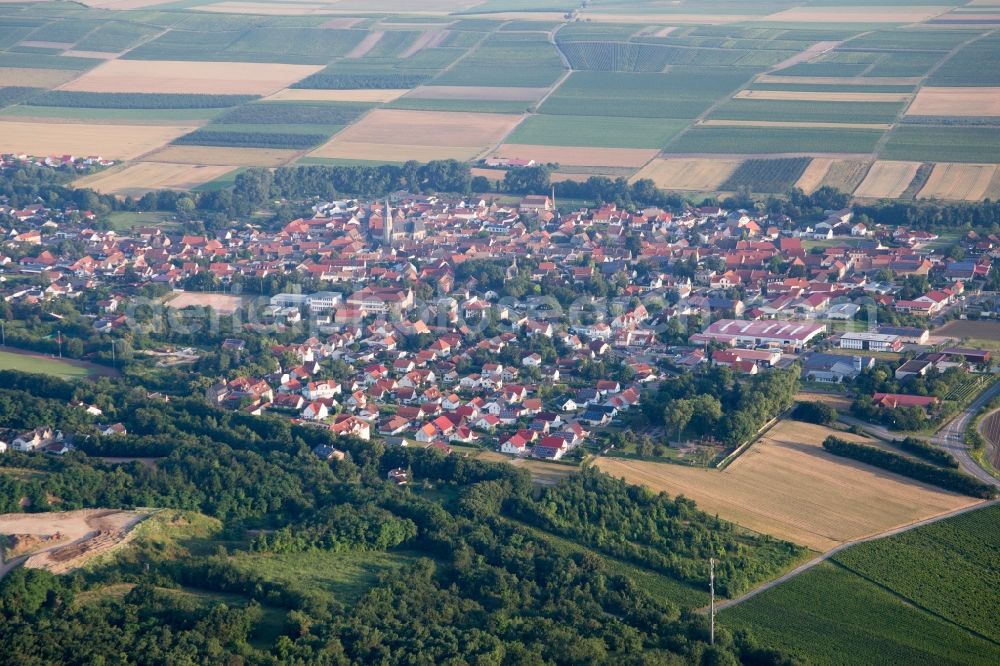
838;380;1000;489
712;500;997;612
932;379;1000;488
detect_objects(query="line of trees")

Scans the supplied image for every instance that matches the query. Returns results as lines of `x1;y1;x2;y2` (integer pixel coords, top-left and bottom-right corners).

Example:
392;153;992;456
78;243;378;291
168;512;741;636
823;436;995;499
894;436;959;469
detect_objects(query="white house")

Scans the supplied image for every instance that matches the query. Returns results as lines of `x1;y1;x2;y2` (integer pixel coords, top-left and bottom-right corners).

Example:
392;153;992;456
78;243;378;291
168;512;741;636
301;401;329;421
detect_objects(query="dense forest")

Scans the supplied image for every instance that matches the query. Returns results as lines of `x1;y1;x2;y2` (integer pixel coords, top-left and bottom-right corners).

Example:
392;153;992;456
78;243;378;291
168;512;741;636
0;369;807;664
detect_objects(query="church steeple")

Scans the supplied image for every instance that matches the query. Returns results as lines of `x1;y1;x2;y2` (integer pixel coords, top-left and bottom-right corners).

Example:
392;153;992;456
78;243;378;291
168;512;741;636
383;199;393;246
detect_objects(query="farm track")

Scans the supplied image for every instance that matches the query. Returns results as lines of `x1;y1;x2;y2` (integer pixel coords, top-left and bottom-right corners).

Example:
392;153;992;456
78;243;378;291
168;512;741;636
713;499;997;612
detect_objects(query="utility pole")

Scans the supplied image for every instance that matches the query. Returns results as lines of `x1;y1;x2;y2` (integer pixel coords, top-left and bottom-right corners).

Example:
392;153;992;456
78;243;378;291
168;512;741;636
709;557;716;646
57;330;62;358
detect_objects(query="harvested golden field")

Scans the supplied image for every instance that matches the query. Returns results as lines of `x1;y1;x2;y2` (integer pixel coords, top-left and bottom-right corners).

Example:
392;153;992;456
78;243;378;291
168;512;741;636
907;87;1000;117
853;160;922;199
595;420;979;551
632;157;742;190
794;391;853;411
74;162;236;196
61;60;323;96
699;119;892;130
198;0;479;14
794;158;835;194
494;144;657;168
143;145;299;167
265;88;408;103
80;0;171;8
917;163;1000;201
311;109;523;161
0;67;82;87
0;121;195;160
735;89;911;103
763;7;952;22
406;86;549;101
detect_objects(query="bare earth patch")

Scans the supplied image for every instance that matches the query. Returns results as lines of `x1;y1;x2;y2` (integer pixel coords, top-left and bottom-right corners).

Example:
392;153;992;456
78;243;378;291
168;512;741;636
74;162;236;195
0;68;82;87
265;88;409;103
595;420;979;552
907;87;1000;117
735;89;911;103
60;60;323;96
165;291;246;314
311;109;523;162
62;50;122;59
0;121;196;160
493;144;657;168
854;160;922;199
143;145;299;167
935;319;1000;341
631;157;742;190
0;509;147;578
406;86;549;101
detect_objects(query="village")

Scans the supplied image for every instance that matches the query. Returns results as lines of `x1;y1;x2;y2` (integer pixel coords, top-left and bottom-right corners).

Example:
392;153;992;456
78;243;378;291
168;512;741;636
1;152;999;467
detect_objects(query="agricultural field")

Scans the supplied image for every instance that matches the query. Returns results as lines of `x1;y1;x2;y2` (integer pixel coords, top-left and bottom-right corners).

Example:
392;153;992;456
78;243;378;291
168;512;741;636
491;144;658;169
505;114;687;149
594;419;980;551
310;108;523;162
631;157;743;191
0;120;196;160
664;125;885;155
165;291;247;314
1;1;998;200
917;163;1000;201
853;161;922;199
718;157;811;193
73;162;236;196
935;320;1000;349
882;126;1000;163
723;561;1000;666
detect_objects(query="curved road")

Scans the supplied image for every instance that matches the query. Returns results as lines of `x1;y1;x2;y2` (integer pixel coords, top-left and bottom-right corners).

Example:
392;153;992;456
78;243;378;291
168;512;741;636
713;499;996;612
933;378;1000;488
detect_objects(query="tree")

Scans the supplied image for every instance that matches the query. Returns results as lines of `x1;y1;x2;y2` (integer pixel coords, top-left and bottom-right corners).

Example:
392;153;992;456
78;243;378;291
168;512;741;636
665;399;695;444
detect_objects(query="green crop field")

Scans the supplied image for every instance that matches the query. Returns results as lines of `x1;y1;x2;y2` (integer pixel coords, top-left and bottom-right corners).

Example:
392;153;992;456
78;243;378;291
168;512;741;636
723;562;1000;665
507;114;687;148
0;349;95;379
719;157;811;193
832;505;1000;643
73;21;160;53
929;34;1000;87
865;52;943;77
541;67;754;119
386;97;531;114
881;126;1000;163
665;126;885;154
709;99;904;124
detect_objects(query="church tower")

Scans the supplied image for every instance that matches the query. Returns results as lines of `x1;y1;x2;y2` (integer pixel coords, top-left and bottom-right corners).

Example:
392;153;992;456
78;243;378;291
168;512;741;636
383;199;393;246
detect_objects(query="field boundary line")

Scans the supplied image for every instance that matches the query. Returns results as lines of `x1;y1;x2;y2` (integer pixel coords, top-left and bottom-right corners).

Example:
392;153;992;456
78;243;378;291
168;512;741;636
828;559;1000;646
711;499;996;613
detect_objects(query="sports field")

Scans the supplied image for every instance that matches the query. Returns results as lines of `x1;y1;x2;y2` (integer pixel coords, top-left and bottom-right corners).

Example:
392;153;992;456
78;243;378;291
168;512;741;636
0;349;98;379
595;420;979;551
